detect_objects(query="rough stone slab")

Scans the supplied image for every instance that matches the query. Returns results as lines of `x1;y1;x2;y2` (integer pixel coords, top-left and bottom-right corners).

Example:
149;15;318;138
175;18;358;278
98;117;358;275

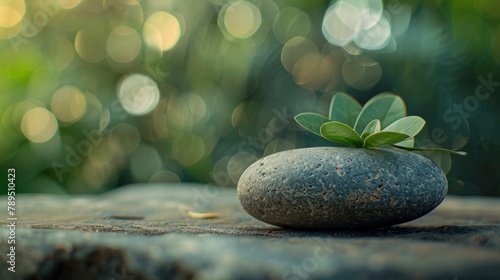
0;183;499;280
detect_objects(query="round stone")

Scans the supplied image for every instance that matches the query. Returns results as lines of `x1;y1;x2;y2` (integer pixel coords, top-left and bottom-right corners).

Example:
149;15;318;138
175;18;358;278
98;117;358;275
237;147;448;229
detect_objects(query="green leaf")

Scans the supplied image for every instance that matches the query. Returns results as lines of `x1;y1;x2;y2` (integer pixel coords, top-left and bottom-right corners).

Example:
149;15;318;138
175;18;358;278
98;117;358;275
329;92;362;127
294;113;331;137
363;131;410;148
395;137;415;148
392;145;468;156
354;92;406;134
320;121;363;147
383;116;425;137
360;119;381;139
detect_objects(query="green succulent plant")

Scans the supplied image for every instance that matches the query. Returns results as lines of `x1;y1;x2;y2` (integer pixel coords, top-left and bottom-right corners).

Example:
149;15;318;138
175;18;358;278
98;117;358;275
295;92;467;155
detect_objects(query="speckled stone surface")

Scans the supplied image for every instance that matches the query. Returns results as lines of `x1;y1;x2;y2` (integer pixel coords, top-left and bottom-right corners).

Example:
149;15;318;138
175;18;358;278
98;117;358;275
238;147;447;229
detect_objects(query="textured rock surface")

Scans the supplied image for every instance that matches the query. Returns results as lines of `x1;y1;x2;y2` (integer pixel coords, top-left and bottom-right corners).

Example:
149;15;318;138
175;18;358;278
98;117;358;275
238;147;447;229
1;184;499;280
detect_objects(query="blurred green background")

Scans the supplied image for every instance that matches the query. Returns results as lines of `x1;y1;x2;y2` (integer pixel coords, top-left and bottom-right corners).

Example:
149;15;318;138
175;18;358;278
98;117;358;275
0;0;499;196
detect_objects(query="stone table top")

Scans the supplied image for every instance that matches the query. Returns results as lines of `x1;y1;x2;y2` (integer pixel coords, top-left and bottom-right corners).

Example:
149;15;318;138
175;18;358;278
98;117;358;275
0;183;499;280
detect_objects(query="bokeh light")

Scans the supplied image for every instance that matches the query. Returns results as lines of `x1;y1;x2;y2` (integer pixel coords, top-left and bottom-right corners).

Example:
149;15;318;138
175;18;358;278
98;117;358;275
0;0;24;39
219;0;262;40
21;107;58;143
75;28;107;63
293;52;340;91
357;0;384;30
46;36;75;71
273;7;310;44
0;0;498;196
354;14;391;50
51;86;87;123
0;0;25;28
322;1;361;47
281;36;317;73
322;0;392;51
143;12;181;52
342;55;381;90
117;74;160;116
106;25;142;63
12;100;44;130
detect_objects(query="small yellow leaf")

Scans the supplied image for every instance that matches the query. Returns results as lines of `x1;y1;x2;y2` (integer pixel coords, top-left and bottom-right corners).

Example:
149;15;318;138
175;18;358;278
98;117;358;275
187;211;220;219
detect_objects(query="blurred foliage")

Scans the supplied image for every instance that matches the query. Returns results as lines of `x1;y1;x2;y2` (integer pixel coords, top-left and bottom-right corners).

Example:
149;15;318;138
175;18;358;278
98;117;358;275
0;0;499;196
